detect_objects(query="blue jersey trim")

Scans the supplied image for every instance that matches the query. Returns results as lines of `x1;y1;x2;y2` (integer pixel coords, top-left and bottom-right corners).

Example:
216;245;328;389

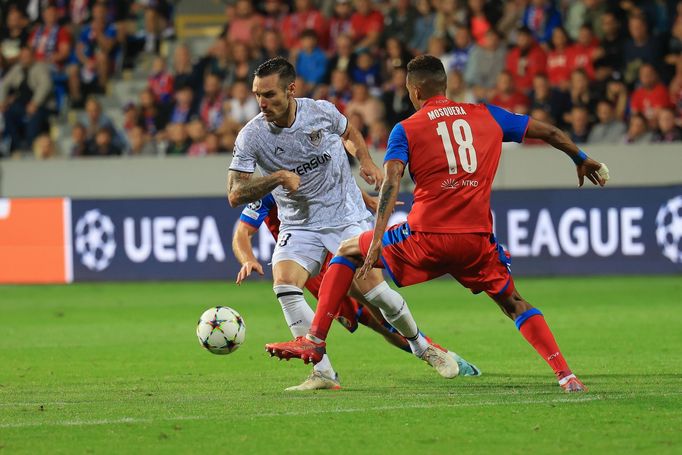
384;123;409;165
380;255;403;287
485;104;530;143
238;193;277;228
330;255;357;271
514;308;543;330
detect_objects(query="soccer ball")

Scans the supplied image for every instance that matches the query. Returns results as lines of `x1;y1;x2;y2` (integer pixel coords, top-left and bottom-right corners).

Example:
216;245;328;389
656;195;682;264
196;306;246;355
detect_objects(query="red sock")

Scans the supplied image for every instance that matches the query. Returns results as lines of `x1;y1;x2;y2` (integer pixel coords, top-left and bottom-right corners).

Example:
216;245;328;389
516;309;572;380
309;257;356;340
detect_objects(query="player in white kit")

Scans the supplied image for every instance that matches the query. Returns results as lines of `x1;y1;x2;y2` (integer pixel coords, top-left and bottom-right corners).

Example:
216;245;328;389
227;58;459;390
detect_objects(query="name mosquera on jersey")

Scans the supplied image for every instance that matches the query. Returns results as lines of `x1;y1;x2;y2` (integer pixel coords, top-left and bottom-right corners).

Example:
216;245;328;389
426;105;467;121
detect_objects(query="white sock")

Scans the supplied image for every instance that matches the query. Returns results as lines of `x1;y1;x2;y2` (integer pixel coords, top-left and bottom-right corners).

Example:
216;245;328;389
364;282;429;357
274;284;336;378
274;285;313;338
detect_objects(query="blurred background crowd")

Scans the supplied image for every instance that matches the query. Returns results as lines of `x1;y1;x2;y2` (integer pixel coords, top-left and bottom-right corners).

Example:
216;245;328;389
0;0;681;160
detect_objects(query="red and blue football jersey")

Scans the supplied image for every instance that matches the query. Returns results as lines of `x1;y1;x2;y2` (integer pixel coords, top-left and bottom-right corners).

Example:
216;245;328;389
384;96;529;233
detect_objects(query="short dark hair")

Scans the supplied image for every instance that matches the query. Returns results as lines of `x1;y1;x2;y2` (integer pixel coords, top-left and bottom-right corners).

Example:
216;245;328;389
254;57;296;88
406;55;447;97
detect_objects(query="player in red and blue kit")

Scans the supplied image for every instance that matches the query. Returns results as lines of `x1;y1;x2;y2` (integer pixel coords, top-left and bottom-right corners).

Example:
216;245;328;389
233;193;481;375
265;55;610;392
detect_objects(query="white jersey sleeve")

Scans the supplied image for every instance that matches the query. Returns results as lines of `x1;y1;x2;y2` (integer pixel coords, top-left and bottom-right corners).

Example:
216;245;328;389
229;127;258;173
315;100;348;137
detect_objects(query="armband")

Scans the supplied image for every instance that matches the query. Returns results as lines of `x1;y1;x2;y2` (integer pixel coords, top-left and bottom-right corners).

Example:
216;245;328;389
572;150;588;165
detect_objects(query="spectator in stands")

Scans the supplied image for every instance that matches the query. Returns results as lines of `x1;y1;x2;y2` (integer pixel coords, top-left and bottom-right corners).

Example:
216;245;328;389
345;82;384;127
490;70;530;114
187;119;210;157
262;0;286;31
623;13;663;86
171;44;200;91
258;29;288;64
32;133;55;160
506;26;547;94
567;24;598;80
565;69;596;124
464;28;506;101
85;126;122;156
69;0;90;29
329;0;354;52
296;29;328;85
230;41;259;85
671;60;682;125
201;37;232;82
588;100;627;144
328;68;352;113
596;11;625;74
350;0;383;51
165;122;191;155
446;69;476;104
160;85;197;129
366;119;388;153
29;4;71;71
138;0;174;54
653;107;682;142
381;67;414;126
199;73;226;132
326;33;356;80
122;102;140;133
382;37;411;81
68;2;117;105
70;122;88;156
0;46;52;154
630;63;672;126
428;36;453;74
546;26;571;90
226;0;263;46
522;0;562;46
350;49;381;92
409;0;435;54
623;113;653;144
466;0;497;47
226;80;259;126
529;72;570;128
447;27;473;74
605;77;629;121
137;88;163;136
0;7;28;72
282;0;328;50
148;56;174;105
127;125;156;156
564;0;607;41
567;105;591;144
382;0;416;46
81;96;121;143
664;16;682;71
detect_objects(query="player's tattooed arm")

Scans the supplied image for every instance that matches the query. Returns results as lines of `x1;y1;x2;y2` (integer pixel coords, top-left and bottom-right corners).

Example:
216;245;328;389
227;170;300;207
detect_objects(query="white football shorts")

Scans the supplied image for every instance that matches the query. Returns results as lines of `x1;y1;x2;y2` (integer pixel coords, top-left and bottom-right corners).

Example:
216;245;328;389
271;217;374;276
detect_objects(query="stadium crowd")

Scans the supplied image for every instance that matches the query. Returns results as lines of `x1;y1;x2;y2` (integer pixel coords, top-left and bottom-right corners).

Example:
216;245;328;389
0;0;681;159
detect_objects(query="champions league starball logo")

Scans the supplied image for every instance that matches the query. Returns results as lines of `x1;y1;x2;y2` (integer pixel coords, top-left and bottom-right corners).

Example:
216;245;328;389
75;209;117;271
655;196;682;264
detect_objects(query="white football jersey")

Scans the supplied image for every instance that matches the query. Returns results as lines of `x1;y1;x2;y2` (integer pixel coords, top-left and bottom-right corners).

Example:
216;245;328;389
229;98;371;229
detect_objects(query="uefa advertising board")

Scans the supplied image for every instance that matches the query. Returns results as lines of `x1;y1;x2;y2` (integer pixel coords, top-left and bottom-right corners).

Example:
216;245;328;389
1;186;681;283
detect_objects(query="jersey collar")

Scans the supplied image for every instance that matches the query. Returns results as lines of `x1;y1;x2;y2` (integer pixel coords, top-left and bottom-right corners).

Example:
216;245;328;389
422;95;450;109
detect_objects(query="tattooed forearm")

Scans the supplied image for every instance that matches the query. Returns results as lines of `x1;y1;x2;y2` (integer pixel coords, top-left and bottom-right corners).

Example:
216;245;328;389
227;170;282;207
377;181;396;218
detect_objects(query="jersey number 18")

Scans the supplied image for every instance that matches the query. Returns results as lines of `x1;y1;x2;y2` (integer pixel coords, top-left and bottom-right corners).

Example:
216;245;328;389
435;119;478;175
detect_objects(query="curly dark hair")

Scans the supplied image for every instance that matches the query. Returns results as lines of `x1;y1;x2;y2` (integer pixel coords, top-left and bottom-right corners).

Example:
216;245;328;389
406;55;447;97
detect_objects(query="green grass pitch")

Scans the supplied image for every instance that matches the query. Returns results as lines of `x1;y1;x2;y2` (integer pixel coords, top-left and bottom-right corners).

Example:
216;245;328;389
1;276;681;454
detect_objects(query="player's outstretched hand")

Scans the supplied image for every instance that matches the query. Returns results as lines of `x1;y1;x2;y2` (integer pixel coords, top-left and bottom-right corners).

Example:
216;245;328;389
277;170;301;193
359;240;382;280
577;158;609;187
236;261;264;285
359;159;384;191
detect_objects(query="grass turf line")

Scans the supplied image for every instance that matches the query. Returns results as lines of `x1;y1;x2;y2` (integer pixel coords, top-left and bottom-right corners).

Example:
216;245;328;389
0;276;680;454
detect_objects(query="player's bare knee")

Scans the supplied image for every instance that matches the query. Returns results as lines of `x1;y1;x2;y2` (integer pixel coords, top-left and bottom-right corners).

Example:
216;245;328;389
336;236;361;258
